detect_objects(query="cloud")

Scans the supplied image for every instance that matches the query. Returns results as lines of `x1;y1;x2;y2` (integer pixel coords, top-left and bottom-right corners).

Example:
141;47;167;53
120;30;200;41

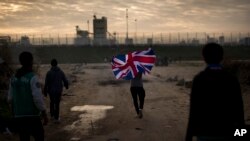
0;0;249;34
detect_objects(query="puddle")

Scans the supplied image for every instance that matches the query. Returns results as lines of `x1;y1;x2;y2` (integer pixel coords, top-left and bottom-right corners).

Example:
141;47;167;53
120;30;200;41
64;105;114;135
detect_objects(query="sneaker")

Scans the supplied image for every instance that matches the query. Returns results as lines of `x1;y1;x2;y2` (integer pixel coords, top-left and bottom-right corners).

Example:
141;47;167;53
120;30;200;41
138;109;143;119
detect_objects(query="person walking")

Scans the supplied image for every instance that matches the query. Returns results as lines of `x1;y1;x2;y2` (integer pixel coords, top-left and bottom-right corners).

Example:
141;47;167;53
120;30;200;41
130;72;145;118
185;43;245;141
8;51;48;141
44;59;68;123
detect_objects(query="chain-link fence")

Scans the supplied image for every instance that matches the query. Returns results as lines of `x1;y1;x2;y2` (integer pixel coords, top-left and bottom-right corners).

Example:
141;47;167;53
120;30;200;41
1;32;250;47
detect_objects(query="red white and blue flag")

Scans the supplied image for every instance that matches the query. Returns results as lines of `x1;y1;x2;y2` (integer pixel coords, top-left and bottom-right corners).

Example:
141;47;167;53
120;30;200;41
111;48;156;80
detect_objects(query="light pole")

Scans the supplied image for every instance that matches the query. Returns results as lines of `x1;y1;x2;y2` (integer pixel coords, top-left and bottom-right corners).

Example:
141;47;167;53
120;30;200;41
126;9;128;40
135;19;137;44
87;20;89;33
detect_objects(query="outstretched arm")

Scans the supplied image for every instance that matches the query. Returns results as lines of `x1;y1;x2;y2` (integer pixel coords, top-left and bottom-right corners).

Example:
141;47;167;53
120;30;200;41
62;71;69;89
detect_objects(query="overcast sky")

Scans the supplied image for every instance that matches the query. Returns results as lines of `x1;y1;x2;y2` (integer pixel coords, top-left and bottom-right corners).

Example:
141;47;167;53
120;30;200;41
0;0;249;35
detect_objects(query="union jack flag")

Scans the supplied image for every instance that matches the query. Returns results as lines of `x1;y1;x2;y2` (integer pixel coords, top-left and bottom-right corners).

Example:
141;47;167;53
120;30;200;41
111;48;156;80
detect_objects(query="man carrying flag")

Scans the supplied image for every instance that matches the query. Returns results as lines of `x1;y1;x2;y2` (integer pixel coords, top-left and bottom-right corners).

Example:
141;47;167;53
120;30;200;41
111;48;156;118
130;72;145;118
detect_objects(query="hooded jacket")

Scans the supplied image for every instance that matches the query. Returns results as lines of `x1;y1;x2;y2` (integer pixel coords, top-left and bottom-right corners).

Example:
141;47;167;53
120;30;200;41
44;66;68;96
8;67;46;117
186;66;245;141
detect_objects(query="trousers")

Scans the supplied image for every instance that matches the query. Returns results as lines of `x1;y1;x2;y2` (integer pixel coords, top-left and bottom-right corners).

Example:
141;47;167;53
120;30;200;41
130;87;145;114
49;93;61;120
15;116;44;141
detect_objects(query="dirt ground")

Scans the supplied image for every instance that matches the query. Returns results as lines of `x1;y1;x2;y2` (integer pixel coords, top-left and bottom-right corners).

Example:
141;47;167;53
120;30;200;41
1;62;250;141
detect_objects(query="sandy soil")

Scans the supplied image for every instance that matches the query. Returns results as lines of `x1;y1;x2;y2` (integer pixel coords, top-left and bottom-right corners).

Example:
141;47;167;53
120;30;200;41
1;62;249;141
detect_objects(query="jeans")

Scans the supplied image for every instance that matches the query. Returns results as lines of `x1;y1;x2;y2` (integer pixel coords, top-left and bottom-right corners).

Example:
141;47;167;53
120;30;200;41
15;117;44;141
130;87;145;114
49;93;61;120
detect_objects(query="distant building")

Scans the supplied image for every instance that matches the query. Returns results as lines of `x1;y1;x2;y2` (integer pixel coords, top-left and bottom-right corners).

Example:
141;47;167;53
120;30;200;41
147;38;153;45
125;38;133;45
179;40;186;45
0;36;11;47
191;38;199;46
239;37;250;46
20;36;30;47
219;36;225;45
93;15;108;45
107;32;117;45
74;25;90;46
207;35;218;43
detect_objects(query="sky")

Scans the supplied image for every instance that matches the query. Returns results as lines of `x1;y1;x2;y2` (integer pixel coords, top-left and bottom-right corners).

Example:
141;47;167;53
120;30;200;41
0;0;250;35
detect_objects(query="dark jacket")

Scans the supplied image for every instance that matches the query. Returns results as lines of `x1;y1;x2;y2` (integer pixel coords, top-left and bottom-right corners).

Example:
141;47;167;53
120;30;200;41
186;66;245;141
44;66;68;96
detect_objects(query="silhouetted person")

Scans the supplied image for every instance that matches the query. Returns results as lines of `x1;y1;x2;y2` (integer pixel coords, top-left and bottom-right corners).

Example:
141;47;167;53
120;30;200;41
44;59;68;123
0;58;12;135
130;72;145;118
185;43;245;141
8;52;48;141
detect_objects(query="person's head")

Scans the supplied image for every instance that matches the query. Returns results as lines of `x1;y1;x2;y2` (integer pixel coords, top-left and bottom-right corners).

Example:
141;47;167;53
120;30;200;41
19;51;33;68
51;59;58;67
202;43;223;64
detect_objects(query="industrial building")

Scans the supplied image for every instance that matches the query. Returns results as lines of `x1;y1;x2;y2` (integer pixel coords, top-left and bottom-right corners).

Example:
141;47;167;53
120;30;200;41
93;15;108;45
74;25;90;46
74;15;113;46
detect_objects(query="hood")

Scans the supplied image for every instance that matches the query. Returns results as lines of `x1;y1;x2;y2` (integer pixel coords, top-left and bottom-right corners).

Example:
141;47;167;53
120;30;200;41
50;66;61;72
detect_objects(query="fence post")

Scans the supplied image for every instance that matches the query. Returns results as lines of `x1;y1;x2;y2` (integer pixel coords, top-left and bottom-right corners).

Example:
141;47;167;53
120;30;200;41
66;34;68;45
41;34;43;46
49;34;51;45
230;32;233;46
16;34;18;44
169;33;171;44
239;32;241;43
178;32;180;44
58;34;60;46
204;32;207;44
142;32;145;44
161;33;163;44
32;35;35;45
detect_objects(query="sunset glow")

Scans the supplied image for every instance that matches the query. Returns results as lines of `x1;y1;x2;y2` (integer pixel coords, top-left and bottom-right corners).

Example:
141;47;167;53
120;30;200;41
0;0;249;35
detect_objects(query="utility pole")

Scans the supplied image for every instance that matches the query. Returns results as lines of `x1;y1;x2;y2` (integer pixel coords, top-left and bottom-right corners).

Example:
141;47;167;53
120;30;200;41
135;19;137;44
126;9;128;40
87;20;89;33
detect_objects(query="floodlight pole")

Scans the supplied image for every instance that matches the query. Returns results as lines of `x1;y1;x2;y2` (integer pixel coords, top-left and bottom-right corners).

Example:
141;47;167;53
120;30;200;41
126;9;128;39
